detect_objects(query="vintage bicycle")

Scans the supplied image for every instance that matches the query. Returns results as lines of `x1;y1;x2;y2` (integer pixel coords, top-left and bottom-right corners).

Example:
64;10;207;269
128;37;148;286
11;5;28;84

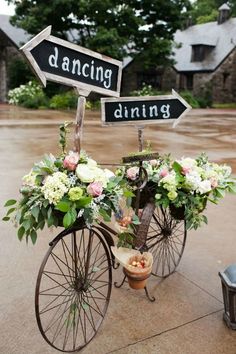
35;152;187;352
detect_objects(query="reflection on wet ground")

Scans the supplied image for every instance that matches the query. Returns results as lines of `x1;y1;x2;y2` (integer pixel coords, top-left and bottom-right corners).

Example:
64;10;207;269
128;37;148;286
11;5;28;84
0;104;236;173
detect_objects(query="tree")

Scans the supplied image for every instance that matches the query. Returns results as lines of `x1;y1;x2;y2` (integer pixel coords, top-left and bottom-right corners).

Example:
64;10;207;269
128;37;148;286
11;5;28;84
190;1;236;25
8;0;191;68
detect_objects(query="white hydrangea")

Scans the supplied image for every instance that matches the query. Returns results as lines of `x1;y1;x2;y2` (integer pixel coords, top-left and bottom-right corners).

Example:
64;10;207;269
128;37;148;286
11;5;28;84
22;170;36;187
160;171;177;191
178;157;197;169
42;172;70;205
184;171;202;191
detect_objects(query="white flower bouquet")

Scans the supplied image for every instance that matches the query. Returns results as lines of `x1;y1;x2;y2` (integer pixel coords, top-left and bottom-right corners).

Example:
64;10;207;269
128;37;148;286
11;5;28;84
116;152;236;230
3;123;124;244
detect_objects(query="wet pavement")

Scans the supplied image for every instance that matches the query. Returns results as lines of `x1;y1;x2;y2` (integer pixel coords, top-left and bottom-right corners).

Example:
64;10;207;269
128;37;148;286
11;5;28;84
0;104;236;354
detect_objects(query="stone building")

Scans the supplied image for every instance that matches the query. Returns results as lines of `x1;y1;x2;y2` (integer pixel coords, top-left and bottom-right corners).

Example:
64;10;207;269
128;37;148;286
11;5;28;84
123;4;236;103
0;14;28;102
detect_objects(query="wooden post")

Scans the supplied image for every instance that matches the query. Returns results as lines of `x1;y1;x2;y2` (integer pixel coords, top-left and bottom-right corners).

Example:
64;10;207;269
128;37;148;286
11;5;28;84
137;125;145;152
74;96;86;153
74;88;90;153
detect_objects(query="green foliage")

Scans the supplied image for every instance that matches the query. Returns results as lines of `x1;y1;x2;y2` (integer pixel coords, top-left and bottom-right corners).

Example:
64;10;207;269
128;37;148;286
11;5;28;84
179;91;200;108
9;0;191;68
130;83;159;97
7;57;34;89
49;91;78;109
189;1;236;25
197;9;218;24
8;81;48;108
213;103;236;109
59;122;72;154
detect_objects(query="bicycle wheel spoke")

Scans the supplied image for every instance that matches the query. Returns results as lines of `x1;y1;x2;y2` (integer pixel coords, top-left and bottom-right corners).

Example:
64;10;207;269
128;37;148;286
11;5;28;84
39;281;69;295
39;287;70;314
146;206;186;277
36;226;112;352
44;292;74;334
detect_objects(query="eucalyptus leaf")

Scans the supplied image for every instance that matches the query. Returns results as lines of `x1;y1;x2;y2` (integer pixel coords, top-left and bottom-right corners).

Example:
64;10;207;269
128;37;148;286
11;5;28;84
30;230;37;244
18;226;25;241
6;207;16;216
4;199;17;207
31;207;40;221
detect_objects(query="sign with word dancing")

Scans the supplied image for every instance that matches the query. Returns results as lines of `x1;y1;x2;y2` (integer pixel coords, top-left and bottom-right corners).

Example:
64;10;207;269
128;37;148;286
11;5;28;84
21;26;122;97
101;90;191;127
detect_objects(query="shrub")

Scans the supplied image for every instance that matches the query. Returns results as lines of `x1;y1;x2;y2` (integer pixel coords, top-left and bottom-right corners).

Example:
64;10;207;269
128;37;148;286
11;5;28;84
49;91;78;109
8;81;48;108
130;83;159;96
179;91;200;108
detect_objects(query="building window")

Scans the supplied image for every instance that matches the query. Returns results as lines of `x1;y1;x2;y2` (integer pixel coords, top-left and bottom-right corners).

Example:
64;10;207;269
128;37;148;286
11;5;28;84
191;45;205;62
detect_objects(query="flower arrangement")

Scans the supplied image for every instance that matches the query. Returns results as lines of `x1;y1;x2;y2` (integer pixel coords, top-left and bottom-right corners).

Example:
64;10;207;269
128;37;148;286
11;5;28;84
115;152;236;231
8;81;47;108
3;123;124;244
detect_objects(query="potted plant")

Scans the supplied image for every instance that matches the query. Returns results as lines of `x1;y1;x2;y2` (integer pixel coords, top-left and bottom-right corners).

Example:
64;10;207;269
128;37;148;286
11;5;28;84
111;246;153;289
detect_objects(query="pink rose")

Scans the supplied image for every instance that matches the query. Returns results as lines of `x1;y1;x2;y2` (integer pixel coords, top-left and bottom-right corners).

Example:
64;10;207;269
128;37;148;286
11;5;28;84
126;167;139;180
87;181;103;197
63;151;80;171
160;168;169;177
181;166;191;175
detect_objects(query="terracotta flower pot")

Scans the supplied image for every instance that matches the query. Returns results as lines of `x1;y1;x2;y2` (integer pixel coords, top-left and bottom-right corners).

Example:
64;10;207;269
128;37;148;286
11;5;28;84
123;253;153;289
123;266;151;289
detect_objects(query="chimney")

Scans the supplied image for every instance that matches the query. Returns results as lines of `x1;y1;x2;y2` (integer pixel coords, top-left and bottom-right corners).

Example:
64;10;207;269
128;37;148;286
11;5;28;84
218;3;230;24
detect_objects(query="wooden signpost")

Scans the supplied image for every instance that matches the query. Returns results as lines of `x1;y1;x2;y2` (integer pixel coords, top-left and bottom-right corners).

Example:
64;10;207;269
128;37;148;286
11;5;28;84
21;26;191;154
101;90;191;128
21;26;122;152
101;90;191;150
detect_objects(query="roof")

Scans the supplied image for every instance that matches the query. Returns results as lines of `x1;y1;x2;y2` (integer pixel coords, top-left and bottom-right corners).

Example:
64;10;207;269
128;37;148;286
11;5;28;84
0;14;29;47
173;18;236;72
219;3;230;11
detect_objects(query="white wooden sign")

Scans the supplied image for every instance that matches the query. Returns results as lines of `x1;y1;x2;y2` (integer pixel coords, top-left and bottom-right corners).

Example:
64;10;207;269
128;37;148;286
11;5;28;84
101;90;191;127
21;26;122;97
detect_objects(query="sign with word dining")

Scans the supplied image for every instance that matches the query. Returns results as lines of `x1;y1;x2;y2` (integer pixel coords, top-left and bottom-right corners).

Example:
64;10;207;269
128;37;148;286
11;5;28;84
20;26;122;97
101;90;191;127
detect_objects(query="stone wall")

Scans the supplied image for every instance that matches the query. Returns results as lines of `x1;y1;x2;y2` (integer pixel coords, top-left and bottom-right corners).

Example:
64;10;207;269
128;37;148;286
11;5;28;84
211;49;236;103
161;67;178;92
117;48;236;103
0;32;22;102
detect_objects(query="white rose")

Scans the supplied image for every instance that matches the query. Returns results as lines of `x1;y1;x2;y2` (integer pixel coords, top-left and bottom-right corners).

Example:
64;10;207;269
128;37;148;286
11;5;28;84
197;180;212;194
76;164;95;183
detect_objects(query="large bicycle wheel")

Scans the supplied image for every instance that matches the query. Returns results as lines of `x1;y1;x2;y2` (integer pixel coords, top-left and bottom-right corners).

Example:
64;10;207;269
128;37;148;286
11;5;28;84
145;207;187;278
35;226;112;352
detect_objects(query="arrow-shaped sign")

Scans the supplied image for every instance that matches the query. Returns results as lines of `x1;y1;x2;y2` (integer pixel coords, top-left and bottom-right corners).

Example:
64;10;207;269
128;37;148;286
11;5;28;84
20;26;122;97
101;90;191;127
